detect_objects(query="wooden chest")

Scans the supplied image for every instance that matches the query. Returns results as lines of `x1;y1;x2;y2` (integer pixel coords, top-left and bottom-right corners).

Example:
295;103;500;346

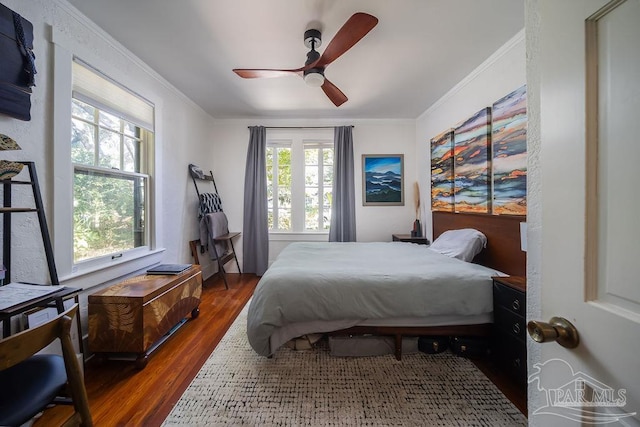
88;265;202;368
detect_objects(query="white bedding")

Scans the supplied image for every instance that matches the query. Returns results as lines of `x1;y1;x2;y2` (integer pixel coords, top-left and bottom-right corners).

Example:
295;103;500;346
247;242;503;357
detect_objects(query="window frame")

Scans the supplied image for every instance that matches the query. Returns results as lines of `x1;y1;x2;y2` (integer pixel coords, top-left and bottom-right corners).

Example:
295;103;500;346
303;141;333;232
266;140;292;232
52;40;163;290
70;99;145;172
70;98;150;265
72;164;149;264
266;128;334;235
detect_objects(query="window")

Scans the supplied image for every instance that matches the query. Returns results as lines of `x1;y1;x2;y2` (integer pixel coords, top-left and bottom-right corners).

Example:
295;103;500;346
304;143;333;231
70;60;154;264
266;142;292;230
266;129;333;233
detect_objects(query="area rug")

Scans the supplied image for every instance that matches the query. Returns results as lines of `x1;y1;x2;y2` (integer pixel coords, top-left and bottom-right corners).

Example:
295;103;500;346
163;305;527;426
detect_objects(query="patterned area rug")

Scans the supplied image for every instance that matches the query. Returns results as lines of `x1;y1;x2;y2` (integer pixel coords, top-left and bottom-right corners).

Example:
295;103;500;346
164;306;527;426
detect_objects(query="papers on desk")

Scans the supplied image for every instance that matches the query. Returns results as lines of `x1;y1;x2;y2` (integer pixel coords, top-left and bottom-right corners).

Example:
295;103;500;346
0;283;65;310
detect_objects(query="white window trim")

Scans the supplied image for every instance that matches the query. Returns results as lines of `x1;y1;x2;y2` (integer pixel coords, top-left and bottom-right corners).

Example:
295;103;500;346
266;128;333;235
268;232;330;242
52;40;162;290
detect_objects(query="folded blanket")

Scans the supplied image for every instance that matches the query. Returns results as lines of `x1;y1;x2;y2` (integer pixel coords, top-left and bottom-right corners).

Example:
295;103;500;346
199;212;229;259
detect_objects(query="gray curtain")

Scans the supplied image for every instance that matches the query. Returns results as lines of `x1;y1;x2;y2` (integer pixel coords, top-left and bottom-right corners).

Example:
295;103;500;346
329;126;356;242
242;126;269;275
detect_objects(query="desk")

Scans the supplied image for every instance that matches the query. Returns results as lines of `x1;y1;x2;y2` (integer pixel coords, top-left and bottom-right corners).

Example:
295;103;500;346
0;286;81;338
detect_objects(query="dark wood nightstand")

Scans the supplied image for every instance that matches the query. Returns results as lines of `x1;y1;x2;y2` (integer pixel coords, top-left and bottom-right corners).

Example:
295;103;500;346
491;276;527;386
392;234;430;245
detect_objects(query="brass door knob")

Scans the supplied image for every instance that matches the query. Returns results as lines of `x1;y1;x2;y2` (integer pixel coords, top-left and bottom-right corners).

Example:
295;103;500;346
527;317;580;348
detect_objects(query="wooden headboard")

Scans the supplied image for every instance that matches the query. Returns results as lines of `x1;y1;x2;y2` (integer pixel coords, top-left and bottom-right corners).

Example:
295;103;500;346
432;211;526;277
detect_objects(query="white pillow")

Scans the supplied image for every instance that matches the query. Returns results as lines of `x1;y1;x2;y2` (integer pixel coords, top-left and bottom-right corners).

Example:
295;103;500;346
428;228;487;262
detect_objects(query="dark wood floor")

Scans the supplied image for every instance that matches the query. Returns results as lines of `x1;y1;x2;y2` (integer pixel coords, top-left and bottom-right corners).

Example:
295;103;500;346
36;273;526;426
473;355;528;415
35;273;257;427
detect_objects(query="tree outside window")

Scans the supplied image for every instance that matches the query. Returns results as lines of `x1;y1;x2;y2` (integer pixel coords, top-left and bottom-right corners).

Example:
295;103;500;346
71;99;149;262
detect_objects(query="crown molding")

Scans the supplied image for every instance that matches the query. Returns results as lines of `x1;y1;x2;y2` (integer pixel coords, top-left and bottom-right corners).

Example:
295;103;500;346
418;29;525;120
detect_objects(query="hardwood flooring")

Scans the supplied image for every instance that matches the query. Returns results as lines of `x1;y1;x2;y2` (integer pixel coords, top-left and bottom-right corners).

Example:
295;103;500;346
36;272;526;426
35;273;258;427
473;357;528;416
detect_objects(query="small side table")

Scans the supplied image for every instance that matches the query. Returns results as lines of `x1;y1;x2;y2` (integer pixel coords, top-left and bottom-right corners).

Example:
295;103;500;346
392;234;430;245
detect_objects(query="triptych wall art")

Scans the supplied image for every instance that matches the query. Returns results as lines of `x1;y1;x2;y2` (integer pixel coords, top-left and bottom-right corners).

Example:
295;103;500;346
430;85;527;216
491;85;527;214
452;107;492;214
430;130;455;211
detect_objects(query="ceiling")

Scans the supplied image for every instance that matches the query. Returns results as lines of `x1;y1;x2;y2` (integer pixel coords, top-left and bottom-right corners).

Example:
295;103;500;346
65;0;524;119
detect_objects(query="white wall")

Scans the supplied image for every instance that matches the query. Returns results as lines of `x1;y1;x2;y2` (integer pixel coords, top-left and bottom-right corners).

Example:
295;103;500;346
415;31;526;241
0;0;216;334
525;0;543;417
211;118;416;263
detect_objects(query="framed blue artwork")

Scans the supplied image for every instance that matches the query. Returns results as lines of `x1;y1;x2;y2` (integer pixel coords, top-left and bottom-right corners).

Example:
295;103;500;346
362;154;404;206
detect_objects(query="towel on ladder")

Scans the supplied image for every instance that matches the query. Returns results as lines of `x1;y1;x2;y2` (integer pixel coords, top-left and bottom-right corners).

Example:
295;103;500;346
199;212;229;260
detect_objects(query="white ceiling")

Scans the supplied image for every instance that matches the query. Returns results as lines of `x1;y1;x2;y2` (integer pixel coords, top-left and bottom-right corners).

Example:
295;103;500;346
65;0;524;119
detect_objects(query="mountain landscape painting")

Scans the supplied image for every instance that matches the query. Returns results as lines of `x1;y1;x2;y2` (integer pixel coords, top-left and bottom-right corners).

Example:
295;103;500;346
362;154;404;206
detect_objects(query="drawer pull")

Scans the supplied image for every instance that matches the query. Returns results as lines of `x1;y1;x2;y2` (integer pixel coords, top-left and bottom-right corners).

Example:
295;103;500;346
512;299;520;311
514;357;521;368
512;323;521;335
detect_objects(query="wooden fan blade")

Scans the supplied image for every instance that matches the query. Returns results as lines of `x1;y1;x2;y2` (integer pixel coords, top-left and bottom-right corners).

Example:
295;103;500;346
321;79;348;107
314;12;378;68
233;68;303;79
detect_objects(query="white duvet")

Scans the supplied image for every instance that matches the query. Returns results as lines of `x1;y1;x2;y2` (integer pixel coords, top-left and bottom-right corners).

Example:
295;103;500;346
247;242;502;356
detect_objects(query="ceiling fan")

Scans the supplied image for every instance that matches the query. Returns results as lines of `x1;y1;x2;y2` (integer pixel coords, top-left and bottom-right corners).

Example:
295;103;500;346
232;12;378;107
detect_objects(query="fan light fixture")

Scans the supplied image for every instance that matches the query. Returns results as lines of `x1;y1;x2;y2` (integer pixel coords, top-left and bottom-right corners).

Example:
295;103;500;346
303;30;325;87
304;71;325;87
232;13;379;107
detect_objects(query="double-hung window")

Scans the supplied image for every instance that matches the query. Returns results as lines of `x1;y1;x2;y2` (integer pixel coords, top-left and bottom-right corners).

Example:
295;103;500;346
266;129;333;233
70;60;154;265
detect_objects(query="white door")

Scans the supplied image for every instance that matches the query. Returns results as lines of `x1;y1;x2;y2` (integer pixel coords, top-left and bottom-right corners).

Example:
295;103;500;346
527;0;640;425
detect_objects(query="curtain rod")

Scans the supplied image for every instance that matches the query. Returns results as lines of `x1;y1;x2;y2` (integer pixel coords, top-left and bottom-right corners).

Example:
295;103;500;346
248;126;354;129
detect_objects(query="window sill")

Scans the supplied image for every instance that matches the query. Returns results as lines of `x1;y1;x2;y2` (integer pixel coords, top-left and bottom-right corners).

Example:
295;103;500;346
59;248;166;291
269;232;329;242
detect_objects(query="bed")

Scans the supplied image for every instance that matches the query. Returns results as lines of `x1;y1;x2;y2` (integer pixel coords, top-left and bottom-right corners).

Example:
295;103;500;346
247;211;526;358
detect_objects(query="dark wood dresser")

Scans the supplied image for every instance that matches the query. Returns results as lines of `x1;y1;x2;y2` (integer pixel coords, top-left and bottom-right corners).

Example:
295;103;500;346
491;275;527;386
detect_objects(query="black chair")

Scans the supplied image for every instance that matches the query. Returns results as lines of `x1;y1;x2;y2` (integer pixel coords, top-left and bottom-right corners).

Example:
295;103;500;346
0;304;93;426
